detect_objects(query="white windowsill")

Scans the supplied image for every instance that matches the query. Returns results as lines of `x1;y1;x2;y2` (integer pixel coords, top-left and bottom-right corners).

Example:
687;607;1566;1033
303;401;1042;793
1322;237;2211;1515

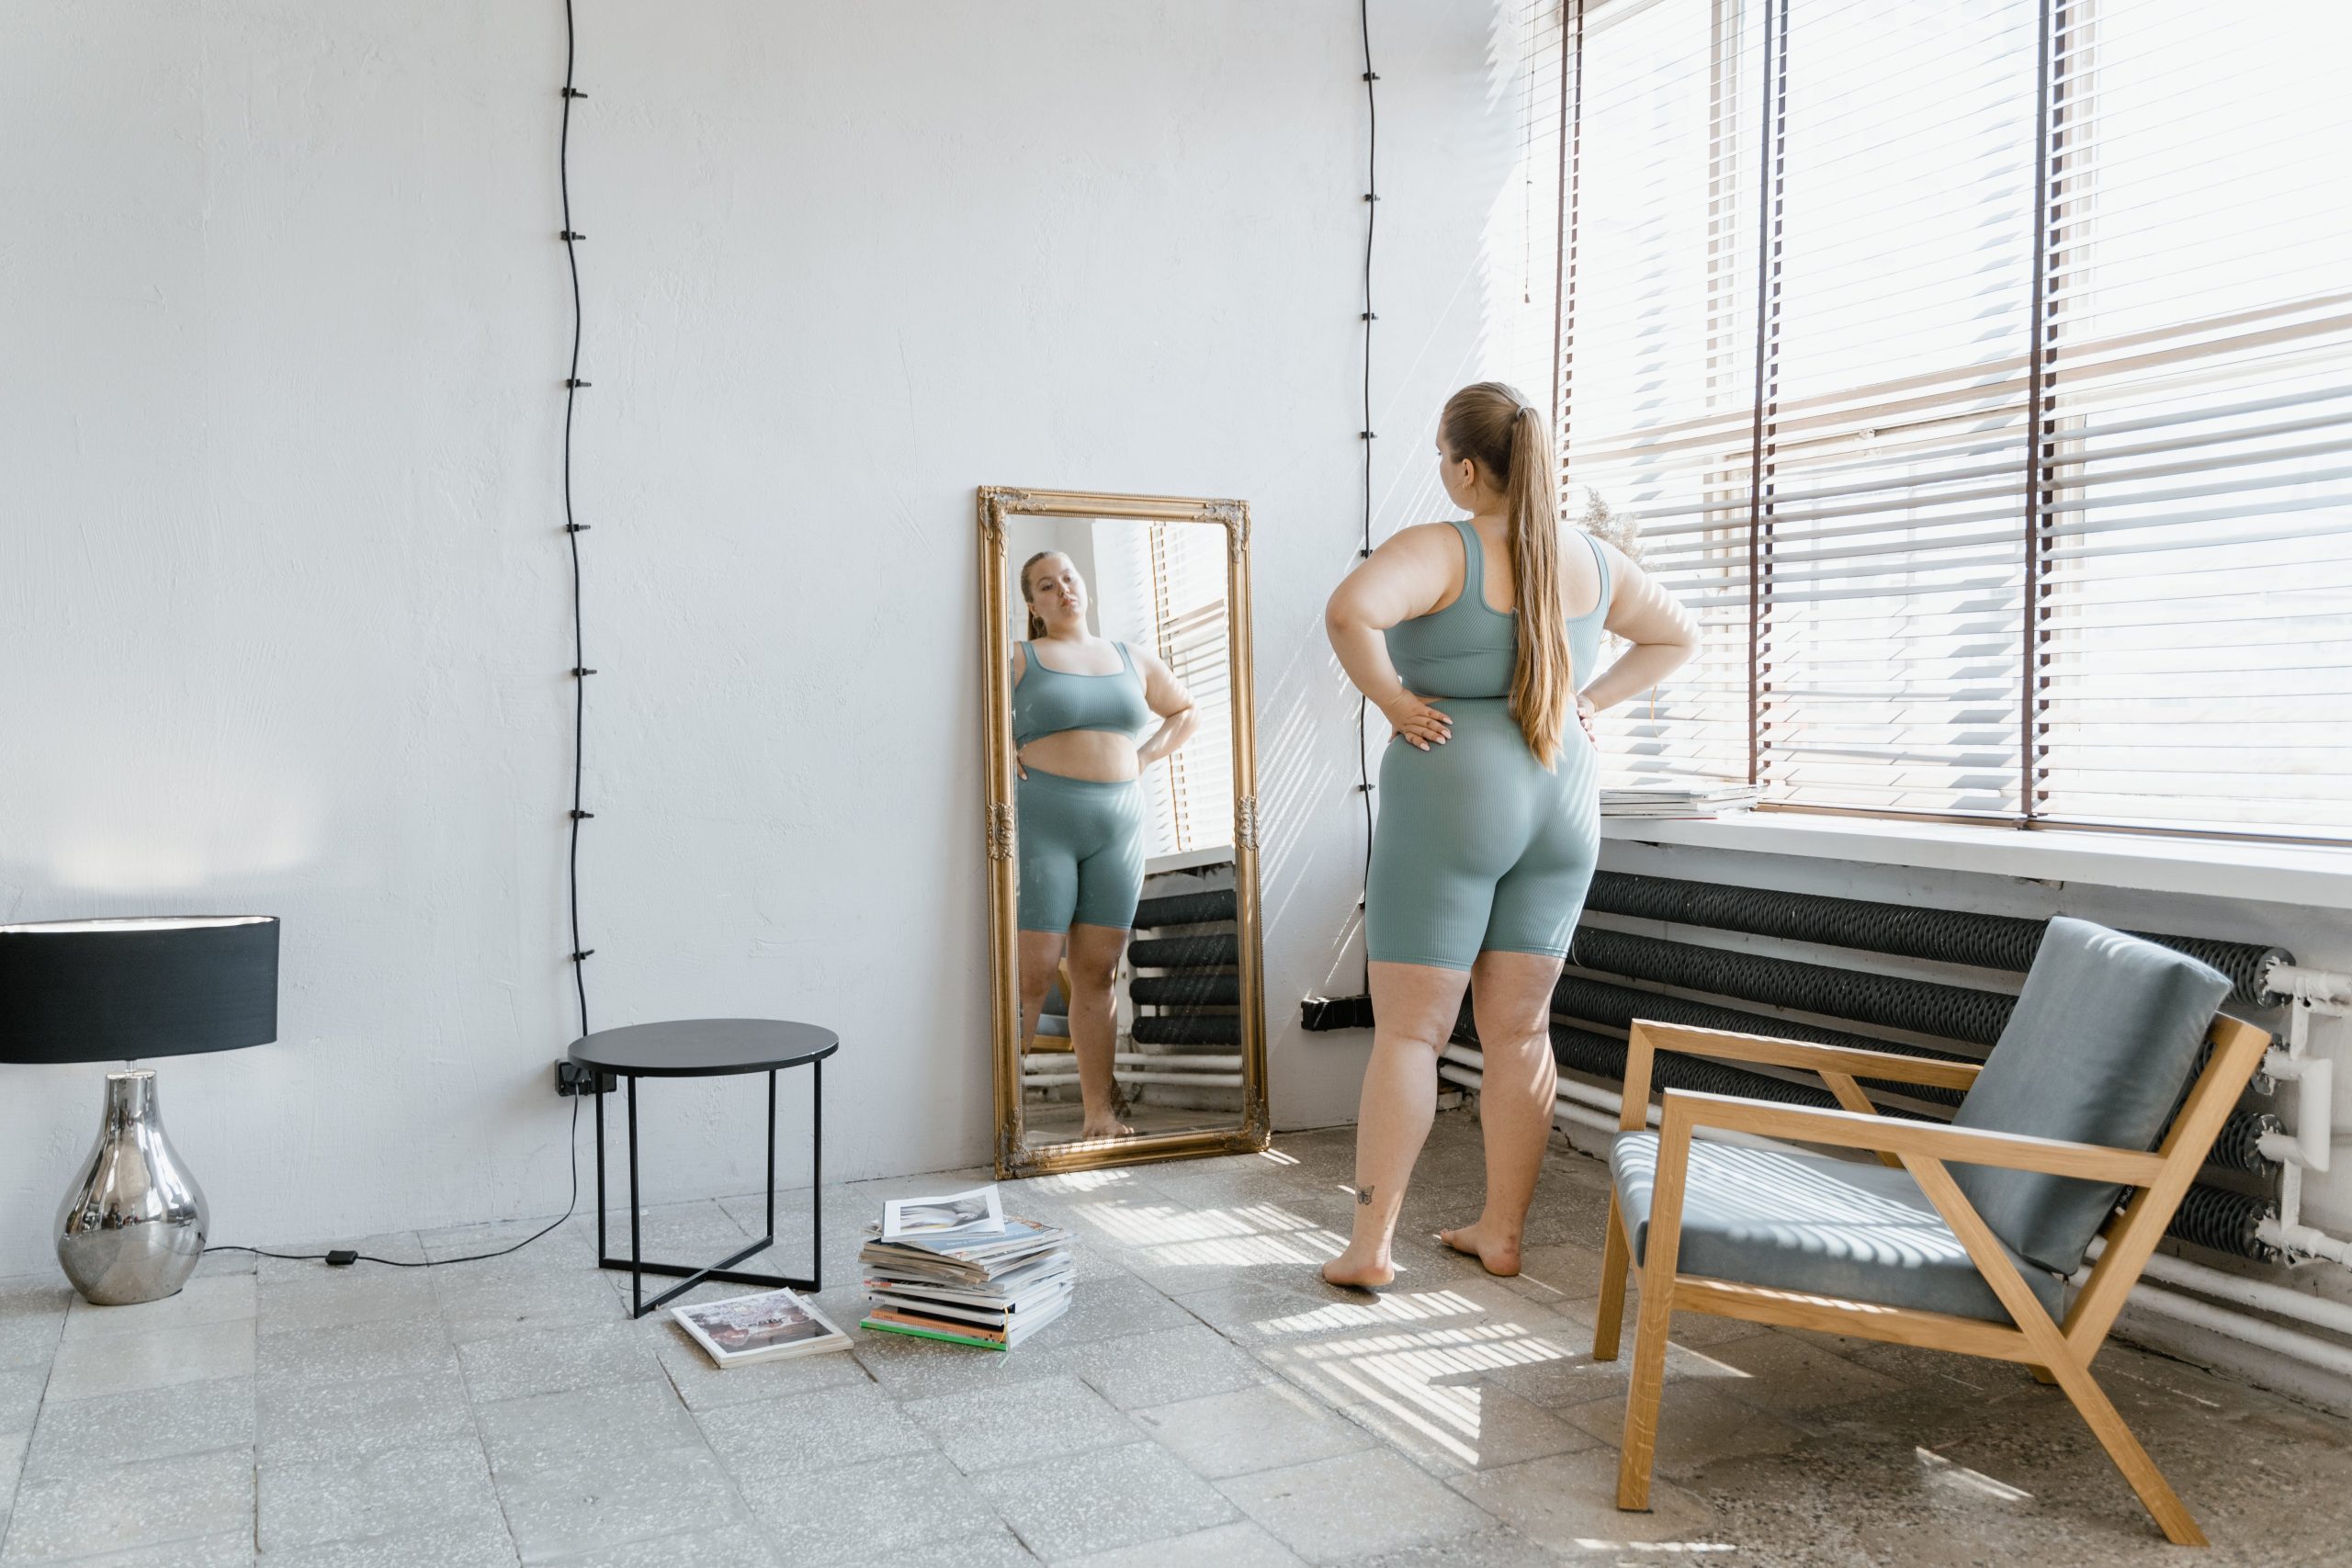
1146;845;1235;876
1600;811;2352;913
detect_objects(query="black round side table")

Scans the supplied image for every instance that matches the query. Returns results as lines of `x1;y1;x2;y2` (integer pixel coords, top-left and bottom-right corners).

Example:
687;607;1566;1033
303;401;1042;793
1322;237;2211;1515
567;1018;838;1319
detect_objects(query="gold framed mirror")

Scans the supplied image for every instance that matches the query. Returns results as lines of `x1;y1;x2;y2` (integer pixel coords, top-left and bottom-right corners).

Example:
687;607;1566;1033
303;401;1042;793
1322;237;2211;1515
977;486;1269;1178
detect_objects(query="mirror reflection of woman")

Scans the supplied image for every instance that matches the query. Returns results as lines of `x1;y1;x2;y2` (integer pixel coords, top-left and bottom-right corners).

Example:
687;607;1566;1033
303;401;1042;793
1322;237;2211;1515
1320;381;1699;1288
1012;551;1200;1141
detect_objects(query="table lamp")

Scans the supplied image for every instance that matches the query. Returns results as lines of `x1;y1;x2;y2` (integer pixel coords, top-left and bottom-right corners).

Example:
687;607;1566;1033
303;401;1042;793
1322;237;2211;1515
0;916;279;1304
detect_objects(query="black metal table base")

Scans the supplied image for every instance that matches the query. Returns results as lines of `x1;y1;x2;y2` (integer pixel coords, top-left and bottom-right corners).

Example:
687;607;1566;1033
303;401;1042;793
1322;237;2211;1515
592;1059;823;1319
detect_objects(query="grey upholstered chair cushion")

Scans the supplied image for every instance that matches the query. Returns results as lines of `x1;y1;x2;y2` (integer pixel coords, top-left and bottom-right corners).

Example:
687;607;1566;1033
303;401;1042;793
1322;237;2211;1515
1611;1132;2062;1323
1949;917;2231;1276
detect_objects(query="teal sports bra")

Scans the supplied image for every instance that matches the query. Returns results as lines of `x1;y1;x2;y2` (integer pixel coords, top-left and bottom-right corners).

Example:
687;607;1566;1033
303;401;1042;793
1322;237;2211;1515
1012;640;1155;750
1385;519;1612;700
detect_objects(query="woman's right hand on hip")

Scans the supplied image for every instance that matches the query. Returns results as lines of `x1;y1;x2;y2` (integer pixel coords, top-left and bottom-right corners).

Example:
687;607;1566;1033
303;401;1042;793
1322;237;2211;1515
1380;691;1452;751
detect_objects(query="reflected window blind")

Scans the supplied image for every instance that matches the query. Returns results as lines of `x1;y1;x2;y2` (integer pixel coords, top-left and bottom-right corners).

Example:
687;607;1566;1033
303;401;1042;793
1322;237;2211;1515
1147;524;1233;856
1557;0;2352;841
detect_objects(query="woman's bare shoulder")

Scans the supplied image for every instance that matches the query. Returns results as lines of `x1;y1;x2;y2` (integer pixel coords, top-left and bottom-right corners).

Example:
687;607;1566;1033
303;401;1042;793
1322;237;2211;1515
1378;521;1465;558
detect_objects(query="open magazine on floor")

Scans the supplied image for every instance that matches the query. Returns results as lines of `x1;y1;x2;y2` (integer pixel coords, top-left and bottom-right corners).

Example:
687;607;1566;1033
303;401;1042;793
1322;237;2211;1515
672;1287;854;1369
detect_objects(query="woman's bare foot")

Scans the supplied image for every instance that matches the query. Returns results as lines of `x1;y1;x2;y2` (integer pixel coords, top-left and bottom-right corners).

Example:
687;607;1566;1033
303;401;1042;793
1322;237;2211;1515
1438;1218;1523;1278
1321;1247;1396;1290
1080;1116;1135;1140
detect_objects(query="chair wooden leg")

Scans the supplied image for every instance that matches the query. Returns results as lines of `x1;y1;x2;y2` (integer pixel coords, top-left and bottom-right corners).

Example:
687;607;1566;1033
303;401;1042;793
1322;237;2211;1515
2048;1359;2206;1546
1594;1192;1630;1362
1615;1260;1675;1511
1902;1151;2206;1547
2030;1364;2059;1385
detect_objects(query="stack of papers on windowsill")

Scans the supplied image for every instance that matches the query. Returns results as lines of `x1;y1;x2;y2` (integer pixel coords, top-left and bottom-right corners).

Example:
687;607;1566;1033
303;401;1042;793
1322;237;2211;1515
859;1204;1074;1351
1599;782;1761;819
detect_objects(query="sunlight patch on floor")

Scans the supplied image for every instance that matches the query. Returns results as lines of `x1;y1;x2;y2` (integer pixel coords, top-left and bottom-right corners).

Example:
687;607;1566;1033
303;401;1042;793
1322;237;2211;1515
1251;1287;1495;1338
1917;1446;2034;1503
1265;1320;1582;1462
1069;1201;1354;1269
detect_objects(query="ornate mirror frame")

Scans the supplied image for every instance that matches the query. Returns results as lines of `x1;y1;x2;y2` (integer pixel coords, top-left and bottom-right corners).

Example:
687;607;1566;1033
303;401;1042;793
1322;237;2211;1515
977;486;1271;1178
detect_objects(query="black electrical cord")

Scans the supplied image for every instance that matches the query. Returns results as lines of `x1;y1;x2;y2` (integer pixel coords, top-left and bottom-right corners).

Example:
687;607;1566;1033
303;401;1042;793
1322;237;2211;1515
207;1096;582;1269
1355;0;1380;983
208;1;594;1274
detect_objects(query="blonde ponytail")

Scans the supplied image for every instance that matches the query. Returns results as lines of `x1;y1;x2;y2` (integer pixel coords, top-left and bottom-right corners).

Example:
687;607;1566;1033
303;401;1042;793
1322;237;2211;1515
1018;550;1056;640
1441;383;1572;766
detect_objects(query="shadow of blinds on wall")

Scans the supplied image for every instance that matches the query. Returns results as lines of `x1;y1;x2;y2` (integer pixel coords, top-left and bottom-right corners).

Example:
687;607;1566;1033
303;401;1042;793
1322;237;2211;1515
2036;1;2352;837
1498;0;1570;414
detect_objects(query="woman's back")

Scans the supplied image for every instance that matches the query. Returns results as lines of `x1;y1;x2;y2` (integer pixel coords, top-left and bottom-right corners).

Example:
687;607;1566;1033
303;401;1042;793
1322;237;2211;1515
1385;519;1612;705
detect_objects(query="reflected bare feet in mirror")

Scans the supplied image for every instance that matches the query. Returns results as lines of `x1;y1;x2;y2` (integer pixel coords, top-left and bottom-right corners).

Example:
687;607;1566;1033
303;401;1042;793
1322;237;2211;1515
1438;1218;1522;1278
1320;1247;1396;1290
1080;1117;1135;1140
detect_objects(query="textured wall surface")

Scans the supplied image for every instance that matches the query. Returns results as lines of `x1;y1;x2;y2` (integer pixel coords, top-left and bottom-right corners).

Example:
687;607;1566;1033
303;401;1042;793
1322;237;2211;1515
0;2;1544;1273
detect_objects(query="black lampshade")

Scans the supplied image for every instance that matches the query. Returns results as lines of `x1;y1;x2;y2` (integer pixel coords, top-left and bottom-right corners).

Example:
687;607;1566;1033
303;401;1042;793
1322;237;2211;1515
0;917;279;1065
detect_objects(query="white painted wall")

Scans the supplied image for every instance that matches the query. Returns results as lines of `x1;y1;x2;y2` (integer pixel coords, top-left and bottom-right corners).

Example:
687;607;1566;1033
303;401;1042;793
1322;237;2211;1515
0;2;1544;1274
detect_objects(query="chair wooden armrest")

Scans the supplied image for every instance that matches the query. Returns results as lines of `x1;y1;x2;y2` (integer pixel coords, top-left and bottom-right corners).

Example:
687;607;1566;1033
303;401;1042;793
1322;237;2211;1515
1623;1020;1980;1107
1618;1020;1982;1148
1647;1089;2168;1186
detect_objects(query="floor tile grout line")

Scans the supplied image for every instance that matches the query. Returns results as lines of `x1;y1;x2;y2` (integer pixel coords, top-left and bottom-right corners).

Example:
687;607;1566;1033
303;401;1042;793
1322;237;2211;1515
429;1263;526;1568
0;1293;68;1564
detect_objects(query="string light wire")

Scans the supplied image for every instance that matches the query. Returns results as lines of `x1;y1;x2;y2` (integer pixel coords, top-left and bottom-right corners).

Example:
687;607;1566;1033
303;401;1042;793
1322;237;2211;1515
1354;0;1381;985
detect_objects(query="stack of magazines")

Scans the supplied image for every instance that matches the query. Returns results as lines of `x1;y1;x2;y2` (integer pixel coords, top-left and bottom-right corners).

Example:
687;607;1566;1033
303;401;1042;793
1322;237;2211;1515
858;1187;1074;1350
1599;781;1760;819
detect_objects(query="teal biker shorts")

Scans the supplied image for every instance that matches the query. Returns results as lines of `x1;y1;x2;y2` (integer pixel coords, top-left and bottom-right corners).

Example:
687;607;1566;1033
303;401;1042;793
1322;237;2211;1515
1017;769;1147;933
1364;697;1600;970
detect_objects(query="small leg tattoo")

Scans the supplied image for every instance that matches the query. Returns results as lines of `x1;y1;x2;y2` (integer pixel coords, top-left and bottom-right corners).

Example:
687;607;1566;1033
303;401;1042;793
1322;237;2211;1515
1355;1186;1374;1206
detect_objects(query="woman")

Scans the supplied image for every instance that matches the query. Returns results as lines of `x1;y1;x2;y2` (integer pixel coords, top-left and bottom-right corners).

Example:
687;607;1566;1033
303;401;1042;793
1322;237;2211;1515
1012;550;1200;1141
1321;381;1697;1287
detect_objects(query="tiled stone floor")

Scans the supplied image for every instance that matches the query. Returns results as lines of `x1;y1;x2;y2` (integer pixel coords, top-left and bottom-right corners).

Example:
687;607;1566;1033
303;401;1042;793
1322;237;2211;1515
3;1111;2350;1565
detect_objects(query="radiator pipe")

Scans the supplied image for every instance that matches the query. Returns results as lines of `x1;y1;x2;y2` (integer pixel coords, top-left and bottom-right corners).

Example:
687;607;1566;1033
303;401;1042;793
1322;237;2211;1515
1582;871;2293;1008
1022;1053;1241;1071
1023;1069;1243;1089
2111;1278;2352;1384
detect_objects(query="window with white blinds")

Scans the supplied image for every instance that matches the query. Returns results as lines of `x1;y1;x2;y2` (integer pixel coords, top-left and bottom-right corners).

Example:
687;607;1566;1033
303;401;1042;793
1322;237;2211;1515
1556;0;2352;842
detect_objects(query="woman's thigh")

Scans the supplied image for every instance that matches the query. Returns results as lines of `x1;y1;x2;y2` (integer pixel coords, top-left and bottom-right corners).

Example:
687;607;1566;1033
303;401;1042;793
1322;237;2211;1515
1468;949;1567;1046
1368;960;1475;1049
1065;921;1129;988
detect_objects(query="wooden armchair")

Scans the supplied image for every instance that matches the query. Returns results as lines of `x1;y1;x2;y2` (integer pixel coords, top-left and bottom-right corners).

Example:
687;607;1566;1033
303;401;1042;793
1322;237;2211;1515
1593;918;2272;1546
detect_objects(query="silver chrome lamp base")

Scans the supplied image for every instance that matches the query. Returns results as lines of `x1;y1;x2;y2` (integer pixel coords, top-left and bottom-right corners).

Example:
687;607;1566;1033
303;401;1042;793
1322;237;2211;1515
55;1069;209;1305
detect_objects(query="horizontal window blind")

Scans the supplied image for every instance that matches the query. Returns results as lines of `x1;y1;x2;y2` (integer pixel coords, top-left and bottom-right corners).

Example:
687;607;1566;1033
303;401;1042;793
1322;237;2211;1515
2034;0;2352;836
1563;0;1758;788
1556;0;2352;841
1756;0;2038;818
